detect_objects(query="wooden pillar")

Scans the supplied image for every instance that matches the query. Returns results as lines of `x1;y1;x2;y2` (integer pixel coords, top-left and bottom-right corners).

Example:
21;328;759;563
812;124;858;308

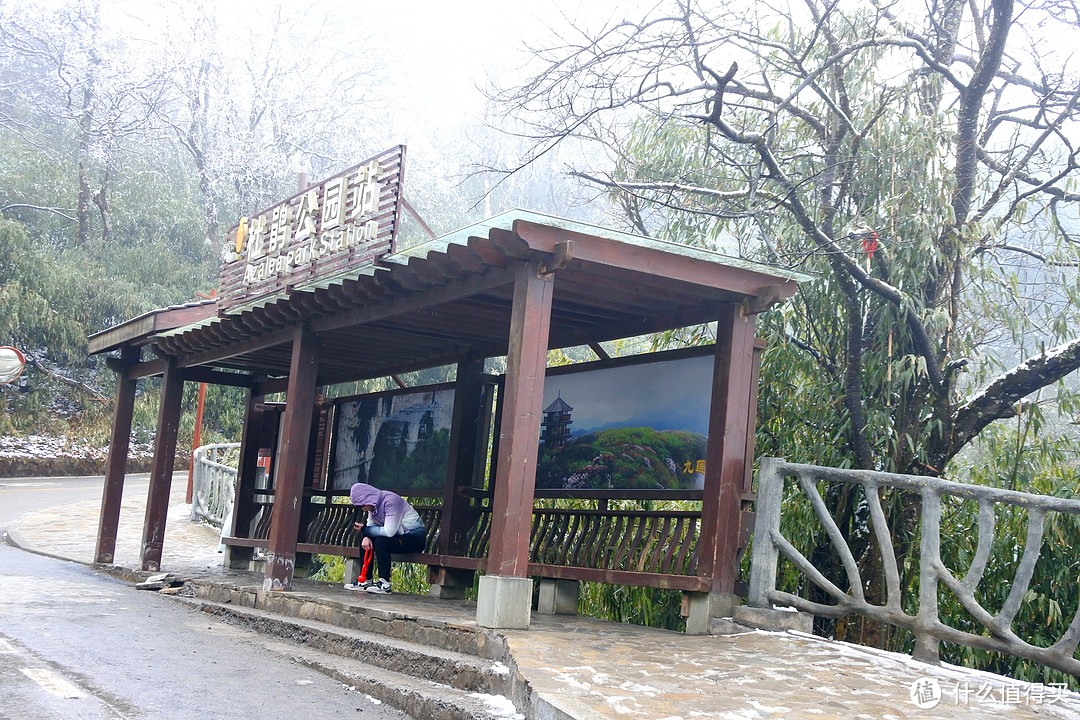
430;357;487;598
95;344;139;564
697;305;757;599
223;387;261;569
440;356;486;553
140;357;184;572
263;327;320;591
486;262;553;575
478;261;553;629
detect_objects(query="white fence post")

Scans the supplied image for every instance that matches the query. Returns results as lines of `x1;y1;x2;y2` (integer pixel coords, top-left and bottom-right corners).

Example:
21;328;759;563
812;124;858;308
189;443;240;528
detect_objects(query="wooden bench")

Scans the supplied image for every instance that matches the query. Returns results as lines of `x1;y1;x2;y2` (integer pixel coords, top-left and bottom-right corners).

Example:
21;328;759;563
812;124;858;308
221;500;750;596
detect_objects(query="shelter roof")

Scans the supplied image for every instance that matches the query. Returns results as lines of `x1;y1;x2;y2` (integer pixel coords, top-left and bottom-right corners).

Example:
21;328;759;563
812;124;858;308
88;210;808;383
87;299;218;355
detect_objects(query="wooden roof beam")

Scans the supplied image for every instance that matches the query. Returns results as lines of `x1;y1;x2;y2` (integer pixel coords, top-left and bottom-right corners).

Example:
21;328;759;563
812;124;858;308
175;326;296;370
309;263;517;335
513;220;799;300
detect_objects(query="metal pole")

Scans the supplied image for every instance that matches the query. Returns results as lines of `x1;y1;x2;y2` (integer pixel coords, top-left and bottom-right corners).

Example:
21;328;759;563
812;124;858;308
186;288;217;503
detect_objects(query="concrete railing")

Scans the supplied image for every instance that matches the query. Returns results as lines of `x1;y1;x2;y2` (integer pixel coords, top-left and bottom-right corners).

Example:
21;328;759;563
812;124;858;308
190;443;240;528
748;457;1080;676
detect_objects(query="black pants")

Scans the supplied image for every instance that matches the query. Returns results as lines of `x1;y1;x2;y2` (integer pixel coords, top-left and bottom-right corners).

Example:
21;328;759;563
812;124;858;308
370;531;426;581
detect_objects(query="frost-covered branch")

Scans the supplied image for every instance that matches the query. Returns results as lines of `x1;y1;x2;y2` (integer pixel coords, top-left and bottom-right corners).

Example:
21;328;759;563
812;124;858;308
953;338;1080;451
1;204;77;222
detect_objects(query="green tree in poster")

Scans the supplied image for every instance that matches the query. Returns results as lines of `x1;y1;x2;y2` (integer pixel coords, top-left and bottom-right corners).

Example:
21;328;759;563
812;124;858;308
538;427;706;490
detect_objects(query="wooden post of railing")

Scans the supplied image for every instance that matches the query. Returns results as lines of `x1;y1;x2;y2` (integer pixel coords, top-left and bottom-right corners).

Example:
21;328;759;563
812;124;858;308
748;457;784;608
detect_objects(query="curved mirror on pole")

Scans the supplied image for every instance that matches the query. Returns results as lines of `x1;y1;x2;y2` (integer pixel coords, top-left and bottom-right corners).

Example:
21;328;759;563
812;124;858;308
0;346;25;384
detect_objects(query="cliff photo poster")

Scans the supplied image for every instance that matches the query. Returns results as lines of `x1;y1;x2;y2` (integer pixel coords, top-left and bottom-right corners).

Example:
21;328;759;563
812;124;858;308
537;353;712;490
330;387;454;491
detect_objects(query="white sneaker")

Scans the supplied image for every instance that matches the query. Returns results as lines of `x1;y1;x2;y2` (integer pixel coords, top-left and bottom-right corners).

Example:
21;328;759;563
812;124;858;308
345;579;374;591
365;579;392;594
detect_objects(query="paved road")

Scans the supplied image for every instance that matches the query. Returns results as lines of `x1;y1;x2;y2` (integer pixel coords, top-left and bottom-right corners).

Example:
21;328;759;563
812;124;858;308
0;477;414;720
0;475;117;530
2;474;224;573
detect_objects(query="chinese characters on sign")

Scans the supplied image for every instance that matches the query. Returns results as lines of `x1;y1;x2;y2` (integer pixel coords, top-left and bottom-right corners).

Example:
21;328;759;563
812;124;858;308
219;147;405;309
235;159;384;285
682;459;706;474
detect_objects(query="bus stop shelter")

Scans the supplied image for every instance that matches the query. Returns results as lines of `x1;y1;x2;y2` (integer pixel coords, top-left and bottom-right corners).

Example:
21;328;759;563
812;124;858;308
88;151;805;630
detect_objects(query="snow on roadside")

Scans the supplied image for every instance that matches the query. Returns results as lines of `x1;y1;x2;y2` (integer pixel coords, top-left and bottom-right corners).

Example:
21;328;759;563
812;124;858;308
0;434;157;476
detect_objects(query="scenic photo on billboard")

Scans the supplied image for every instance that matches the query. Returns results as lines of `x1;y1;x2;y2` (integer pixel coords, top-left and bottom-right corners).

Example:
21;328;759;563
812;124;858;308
330;387;454;491
536;352;713;490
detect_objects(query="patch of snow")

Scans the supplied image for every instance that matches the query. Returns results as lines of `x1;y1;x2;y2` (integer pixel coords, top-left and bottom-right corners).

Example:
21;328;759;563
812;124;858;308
467;693;523;719
618;680;660;694
0;434;155;462
365;695;382;705
490;661;510;675
717;710;759;720
295;679;314;686
749;700;789;714
548;670;591;690
602;694;641;715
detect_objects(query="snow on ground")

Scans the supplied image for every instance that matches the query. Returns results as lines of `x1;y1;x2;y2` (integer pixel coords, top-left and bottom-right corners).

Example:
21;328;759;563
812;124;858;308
0;434;158;476
0;434;153;461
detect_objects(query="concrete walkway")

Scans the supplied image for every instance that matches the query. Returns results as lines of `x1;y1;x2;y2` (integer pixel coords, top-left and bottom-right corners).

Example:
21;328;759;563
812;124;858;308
6;485;1080;720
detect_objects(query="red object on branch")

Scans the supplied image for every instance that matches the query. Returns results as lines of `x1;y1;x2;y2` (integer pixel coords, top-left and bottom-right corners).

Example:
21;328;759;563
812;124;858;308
862;232;879;259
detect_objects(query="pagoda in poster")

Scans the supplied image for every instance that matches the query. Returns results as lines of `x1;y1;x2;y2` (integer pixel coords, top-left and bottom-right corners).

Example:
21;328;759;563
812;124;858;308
540;393;573;450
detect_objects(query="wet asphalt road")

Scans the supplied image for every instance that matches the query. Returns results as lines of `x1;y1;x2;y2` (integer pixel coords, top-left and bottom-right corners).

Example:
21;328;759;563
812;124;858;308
0;477;412;720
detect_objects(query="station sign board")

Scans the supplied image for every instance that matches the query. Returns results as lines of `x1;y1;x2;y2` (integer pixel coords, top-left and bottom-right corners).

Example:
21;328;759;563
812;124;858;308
219;145;406;311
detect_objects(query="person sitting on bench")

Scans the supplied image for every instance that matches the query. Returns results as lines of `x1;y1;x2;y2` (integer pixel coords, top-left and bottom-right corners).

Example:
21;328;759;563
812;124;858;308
345;482;426;594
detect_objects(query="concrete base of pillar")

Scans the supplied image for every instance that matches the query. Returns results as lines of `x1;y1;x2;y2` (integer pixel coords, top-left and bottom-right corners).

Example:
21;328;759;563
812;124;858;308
537;578;579;615
476;575;532;629
708;616;751;635
683;591;740;635
427;567;474;601
429;583;467;600
224;545;256;572
733;605;814;633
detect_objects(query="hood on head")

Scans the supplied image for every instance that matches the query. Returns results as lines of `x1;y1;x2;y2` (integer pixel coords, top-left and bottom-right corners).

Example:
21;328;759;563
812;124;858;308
350;482;381;507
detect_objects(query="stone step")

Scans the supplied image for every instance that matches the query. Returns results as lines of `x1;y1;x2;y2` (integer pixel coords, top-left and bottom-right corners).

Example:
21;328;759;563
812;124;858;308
188;579;489;656
177;596;518;720
172;577;574;720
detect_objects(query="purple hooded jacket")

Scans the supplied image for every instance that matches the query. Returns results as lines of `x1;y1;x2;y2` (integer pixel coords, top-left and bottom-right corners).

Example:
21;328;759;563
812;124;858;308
349;483;424;537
